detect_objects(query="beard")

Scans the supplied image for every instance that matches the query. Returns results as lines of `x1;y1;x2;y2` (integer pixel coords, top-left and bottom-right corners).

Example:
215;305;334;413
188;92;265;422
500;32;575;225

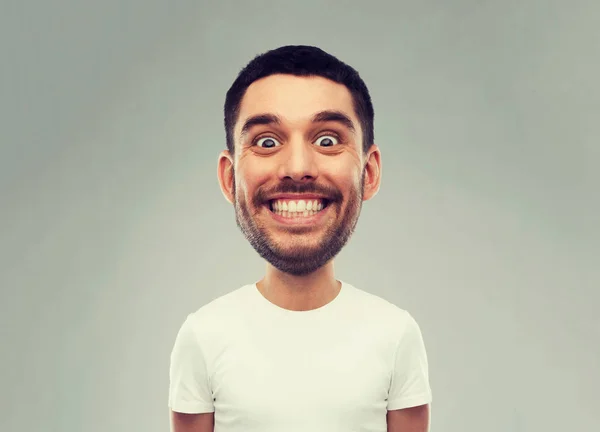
232;169;366;276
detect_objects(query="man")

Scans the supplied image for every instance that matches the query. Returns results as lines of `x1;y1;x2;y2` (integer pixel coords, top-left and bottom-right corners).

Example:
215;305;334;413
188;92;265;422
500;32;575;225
168;45;432;432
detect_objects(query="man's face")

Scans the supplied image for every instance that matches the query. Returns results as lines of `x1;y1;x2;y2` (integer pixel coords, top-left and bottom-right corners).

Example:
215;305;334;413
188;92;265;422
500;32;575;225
220;74;380;276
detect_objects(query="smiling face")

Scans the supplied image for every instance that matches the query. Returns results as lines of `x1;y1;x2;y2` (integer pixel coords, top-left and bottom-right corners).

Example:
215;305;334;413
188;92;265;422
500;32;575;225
218;74;381;276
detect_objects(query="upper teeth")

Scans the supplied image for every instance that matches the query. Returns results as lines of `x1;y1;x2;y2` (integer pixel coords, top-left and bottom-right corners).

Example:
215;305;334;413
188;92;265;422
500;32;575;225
271;199;324;212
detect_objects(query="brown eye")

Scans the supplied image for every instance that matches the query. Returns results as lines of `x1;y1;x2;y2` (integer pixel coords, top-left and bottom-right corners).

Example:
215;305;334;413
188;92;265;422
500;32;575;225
315;135;339;147
256;137;281;148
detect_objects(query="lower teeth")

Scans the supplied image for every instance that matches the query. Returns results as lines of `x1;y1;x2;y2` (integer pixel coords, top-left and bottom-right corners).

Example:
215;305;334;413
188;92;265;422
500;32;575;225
275;210;320;218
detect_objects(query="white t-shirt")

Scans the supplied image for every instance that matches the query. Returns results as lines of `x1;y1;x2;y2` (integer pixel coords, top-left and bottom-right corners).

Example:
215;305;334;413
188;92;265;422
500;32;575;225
168;280;432;432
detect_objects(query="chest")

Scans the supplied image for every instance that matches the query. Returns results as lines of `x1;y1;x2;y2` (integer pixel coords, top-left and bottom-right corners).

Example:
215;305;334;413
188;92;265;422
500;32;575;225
209;327;393;431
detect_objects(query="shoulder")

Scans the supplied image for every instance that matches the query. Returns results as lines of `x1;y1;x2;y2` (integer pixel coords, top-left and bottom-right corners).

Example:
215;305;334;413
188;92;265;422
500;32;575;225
343;282;413;321
182;284;252;334
341;282;422;337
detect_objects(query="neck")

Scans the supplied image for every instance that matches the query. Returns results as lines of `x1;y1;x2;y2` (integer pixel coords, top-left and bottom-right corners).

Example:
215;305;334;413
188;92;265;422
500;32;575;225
256;261;341;311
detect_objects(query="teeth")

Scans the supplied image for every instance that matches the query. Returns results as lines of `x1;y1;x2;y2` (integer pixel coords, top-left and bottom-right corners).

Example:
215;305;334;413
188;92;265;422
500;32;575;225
269;198;327;217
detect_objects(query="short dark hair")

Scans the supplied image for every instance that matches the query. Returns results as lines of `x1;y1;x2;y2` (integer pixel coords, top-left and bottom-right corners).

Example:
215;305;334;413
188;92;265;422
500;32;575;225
224;45;375;156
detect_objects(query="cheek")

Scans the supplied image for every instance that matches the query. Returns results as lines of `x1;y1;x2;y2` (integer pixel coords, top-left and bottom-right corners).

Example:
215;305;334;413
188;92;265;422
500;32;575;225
321;153;363;182
235;164;271;201
321;164;362;194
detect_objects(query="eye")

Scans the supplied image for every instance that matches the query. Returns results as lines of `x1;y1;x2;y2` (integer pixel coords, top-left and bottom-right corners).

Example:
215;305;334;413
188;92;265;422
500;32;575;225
314;135;339;147
255;136;281;148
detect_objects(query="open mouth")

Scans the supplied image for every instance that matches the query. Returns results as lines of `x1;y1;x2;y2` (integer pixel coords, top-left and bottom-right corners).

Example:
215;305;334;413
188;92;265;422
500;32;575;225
267;198;331;218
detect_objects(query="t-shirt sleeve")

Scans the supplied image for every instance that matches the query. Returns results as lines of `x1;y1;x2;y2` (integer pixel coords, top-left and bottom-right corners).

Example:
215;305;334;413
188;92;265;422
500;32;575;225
387;312;433;411
168;314;215;414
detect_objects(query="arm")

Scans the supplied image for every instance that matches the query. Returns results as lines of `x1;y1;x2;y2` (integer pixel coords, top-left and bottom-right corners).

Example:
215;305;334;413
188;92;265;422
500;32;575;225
386;313;433;431
387;404;430;432
168;315;215;430
170;411;214;432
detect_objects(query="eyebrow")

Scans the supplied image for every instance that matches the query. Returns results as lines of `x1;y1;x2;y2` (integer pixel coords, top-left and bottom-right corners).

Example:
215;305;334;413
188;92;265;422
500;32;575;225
311;110;356;134
239;110;356;141
240;114;281;140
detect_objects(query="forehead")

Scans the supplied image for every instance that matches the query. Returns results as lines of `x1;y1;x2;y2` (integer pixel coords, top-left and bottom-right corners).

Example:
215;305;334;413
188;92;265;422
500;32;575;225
235;74;359;132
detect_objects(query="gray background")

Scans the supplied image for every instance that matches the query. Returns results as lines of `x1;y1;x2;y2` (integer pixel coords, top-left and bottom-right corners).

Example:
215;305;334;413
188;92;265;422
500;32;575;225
1;1;598;431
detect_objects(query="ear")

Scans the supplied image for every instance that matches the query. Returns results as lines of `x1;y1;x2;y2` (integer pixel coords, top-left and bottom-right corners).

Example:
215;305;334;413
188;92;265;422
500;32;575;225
217;150;235;204
362;144;382;201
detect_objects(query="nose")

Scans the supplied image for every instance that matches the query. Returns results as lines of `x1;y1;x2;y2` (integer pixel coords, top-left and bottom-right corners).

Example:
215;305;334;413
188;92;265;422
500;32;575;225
278;137;318;182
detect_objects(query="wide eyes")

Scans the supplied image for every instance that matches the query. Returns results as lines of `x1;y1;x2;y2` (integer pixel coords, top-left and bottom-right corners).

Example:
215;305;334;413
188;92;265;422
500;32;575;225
255;134;340;148
314;135;339;147
256;137;281;148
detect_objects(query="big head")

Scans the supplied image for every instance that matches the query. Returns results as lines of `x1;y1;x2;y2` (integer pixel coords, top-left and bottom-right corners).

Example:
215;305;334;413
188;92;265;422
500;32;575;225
217;45;381;276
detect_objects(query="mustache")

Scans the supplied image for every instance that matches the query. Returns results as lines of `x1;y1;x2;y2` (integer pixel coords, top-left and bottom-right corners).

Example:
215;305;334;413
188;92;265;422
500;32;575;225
253;180;343;206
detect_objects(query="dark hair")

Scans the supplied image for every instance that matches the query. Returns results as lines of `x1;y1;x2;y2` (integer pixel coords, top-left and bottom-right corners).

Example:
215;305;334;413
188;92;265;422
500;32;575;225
224;45;375;156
